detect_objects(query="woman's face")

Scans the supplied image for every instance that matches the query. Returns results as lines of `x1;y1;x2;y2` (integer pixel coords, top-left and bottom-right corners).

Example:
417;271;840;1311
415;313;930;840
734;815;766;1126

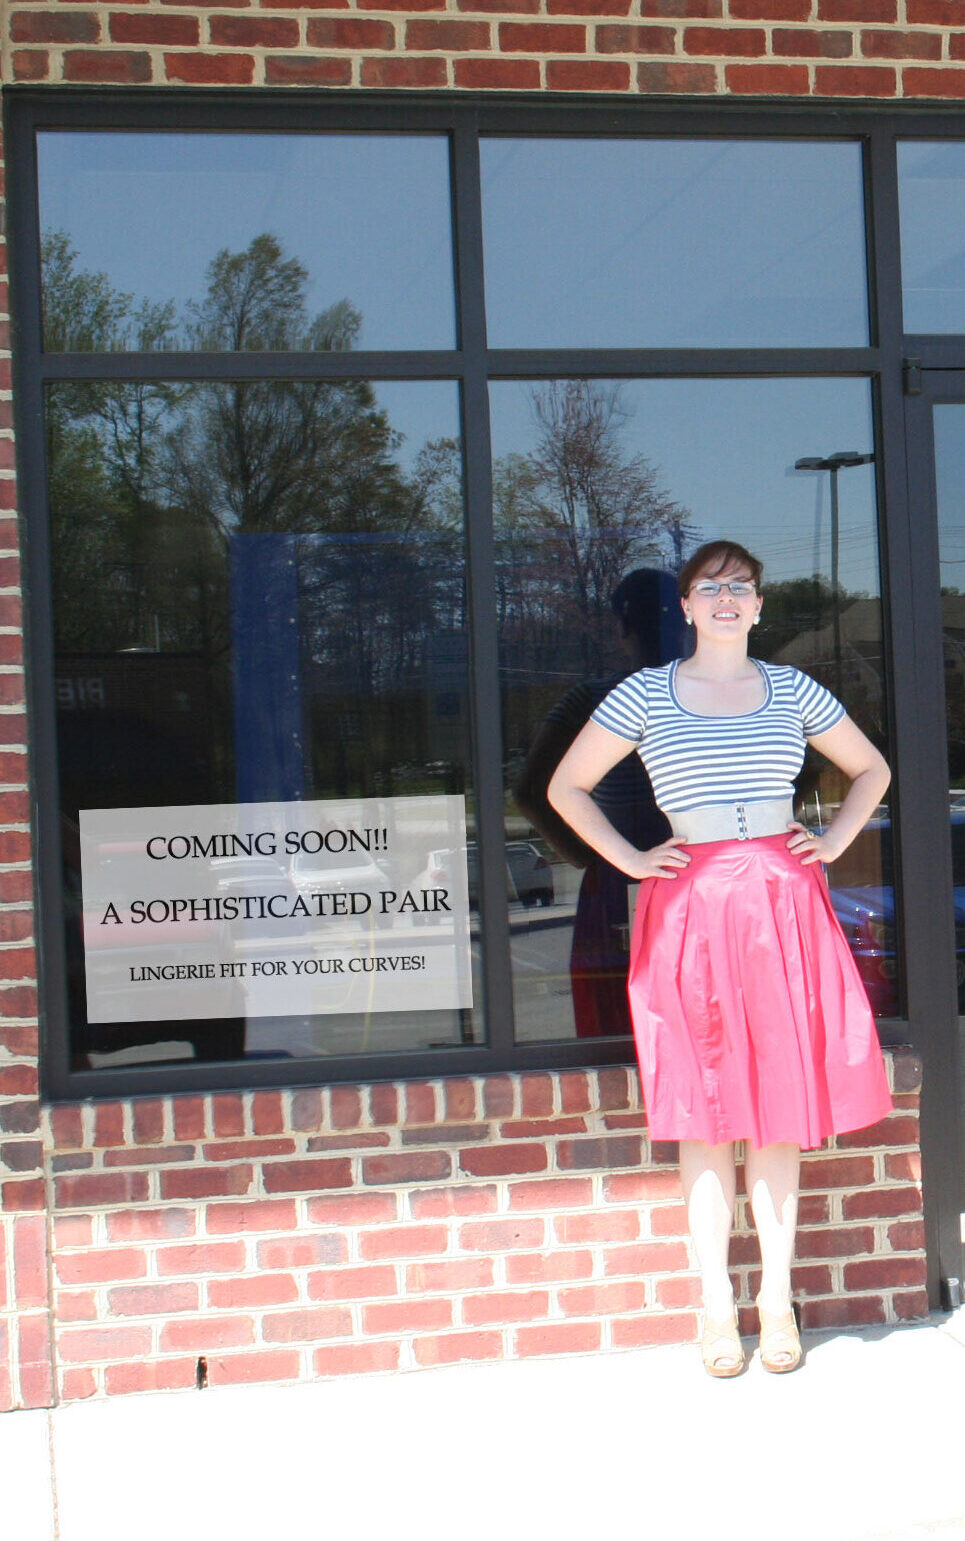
682;562;763;640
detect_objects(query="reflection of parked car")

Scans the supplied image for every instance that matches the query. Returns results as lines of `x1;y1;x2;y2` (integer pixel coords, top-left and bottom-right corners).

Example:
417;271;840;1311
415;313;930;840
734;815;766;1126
505;841;554;907
288;844;388;898
828;809;965;1017
211;855;288;892
288;845;392;929
417;842;553;909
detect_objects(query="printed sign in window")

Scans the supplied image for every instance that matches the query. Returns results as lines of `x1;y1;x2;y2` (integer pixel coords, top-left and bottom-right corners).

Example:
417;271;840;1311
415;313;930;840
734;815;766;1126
79;796;472;1023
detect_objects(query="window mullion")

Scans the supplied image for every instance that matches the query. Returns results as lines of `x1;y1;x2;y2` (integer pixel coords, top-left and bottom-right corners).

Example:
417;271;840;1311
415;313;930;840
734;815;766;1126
452;116;516;1058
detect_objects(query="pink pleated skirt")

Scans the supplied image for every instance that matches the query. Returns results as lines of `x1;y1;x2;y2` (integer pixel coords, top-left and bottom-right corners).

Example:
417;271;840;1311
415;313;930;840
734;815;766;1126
627;834;893;1150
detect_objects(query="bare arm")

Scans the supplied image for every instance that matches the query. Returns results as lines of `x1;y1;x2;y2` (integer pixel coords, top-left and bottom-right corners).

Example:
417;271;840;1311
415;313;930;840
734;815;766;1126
547;721;690;881
787;715;891;866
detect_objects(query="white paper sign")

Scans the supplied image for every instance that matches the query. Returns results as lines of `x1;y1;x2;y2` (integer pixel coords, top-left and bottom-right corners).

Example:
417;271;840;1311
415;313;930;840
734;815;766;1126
79;796;472;1023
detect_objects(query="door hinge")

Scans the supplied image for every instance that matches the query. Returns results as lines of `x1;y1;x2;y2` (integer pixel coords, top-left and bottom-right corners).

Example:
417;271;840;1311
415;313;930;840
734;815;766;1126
903;357;923;396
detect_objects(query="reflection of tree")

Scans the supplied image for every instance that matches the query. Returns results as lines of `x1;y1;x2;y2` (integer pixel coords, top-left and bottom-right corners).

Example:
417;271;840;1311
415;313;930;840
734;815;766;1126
44;230;468;803
495;381;687;753
44;233;194;652
756;576;838;661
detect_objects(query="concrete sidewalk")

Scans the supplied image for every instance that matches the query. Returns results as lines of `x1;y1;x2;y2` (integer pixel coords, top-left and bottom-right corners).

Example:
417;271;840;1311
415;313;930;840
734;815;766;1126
5;1313;965;1541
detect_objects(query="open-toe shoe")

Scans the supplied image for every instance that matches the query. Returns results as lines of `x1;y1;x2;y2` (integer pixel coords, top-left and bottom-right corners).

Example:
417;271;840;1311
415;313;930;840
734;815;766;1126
701;1312;746;1378
756;1297;803;1374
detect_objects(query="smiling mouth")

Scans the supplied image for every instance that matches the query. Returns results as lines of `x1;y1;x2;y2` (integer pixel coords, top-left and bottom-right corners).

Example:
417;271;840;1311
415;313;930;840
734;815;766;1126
713;610;739;620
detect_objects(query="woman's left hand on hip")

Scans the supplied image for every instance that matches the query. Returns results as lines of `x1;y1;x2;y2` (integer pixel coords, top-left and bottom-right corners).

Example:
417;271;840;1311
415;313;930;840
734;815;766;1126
786;821;838;865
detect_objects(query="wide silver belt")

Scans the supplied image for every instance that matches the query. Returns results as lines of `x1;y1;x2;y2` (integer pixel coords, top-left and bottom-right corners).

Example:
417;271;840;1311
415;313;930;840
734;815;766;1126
668;797;794;845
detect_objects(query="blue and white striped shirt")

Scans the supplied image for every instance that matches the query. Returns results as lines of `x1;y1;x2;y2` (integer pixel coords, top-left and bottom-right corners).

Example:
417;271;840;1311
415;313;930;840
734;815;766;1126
590;660;845;814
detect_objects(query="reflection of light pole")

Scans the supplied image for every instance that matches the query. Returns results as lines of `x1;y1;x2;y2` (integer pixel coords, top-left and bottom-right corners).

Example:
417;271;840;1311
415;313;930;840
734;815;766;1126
793;451;874;698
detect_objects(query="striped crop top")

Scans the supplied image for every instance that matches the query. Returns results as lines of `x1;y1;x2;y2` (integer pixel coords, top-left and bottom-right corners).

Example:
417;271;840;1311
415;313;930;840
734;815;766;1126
590;659;845;814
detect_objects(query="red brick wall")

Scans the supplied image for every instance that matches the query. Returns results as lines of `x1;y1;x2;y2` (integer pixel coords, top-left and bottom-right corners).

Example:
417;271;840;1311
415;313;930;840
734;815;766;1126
0;117;53;1416
4;0;965;97
41;1057;924;1402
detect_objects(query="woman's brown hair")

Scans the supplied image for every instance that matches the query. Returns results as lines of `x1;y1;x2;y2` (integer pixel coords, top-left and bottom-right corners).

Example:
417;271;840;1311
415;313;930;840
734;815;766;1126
677;540;763;598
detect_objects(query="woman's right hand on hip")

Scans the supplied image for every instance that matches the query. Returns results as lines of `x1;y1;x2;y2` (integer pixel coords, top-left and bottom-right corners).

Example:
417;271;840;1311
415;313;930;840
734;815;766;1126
625;838;691;881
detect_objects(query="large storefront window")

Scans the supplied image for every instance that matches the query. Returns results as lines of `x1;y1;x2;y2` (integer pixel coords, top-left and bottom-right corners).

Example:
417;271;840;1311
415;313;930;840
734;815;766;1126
49;378;481;1068
7;96;910;1095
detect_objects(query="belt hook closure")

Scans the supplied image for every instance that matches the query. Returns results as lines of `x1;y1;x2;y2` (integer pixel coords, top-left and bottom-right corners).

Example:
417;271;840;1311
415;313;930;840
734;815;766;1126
736;801;748;841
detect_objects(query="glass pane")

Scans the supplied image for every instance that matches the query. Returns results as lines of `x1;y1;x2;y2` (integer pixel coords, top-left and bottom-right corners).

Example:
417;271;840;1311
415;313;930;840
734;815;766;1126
481;138;869;348
933;406;965;1042
898;141;965;334
494;378;894;1043
48;376;483;1069
37;132;456;350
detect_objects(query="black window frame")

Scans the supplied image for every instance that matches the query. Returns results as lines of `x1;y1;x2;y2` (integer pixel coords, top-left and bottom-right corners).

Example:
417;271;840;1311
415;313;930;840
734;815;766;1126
2;87;946;1106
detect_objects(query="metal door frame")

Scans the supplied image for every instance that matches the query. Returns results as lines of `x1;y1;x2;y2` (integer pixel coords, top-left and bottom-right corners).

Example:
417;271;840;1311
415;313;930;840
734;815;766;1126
901;372;965;1302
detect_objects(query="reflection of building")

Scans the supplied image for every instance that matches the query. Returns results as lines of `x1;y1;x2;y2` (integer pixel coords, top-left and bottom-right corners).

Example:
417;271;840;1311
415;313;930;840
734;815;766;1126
1;16;962;1428
56;653;218;810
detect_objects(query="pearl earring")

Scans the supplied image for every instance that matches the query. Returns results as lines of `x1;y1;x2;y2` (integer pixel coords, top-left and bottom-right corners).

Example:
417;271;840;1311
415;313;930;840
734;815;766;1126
685;615;693;626
753;615;761;626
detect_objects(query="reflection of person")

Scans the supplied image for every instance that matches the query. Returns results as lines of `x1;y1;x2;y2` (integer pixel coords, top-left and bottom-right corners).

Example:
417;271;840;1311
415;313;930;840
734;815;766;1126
514;570;681;1036
548;540;892;1378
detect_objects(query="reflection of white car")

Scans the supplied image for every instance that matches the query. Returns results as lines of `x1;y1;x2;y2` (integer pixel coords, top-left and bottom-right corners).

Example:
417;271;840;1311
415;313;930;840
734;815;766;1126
211;855;288;892
288;846;392;928
415;843;553;909
505;842;554;908
209;853;304;944
288;845;388;896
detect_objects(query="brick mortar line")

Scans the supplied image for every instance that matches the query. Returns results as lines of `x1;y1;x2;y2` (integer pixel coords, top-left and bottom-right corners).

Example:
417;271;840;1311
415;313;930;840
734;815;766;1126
50;1113;650;1151
49;1241;915;1289
0;3;958;16
44;1131;918;1165
44;1088;913;1149
8;33;965;59
3;13;962;31
6;39;957;59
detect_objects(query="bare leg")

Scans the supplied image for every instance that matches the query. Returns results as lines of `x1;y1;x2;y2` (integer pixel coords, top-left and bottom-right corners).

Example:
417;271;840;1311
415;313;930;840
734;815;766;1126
744;1141;801;1325
679;1139;737;1322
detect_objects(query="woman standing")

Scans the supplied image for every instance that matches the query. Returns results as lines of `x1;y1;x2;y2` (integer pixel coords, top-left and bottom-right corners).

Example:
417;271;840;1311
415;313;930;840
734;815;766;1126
547;540;893;1377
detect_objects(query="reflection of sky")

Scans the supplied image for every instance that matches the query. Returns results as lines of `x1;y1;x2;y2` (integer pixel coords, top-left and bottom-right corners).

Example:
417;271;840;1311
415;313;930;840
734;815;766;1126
38;132;882;590
899;142;965;335
935;405;965;583
489;378;879;593
37;132;456;350
373;382;461;474
481;138;868;348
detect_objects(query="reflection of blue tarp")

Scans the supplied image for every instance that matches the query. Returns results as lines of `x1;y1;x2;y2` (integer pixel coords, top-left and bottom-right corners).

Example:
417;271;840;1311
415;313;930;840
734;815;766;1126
230;533;304;802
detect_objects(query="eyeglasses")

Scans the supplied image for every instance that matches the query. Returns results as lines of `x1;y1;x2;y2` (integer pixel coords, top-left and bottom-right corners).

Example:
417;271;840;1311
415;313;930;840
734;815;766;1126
690;580;757;598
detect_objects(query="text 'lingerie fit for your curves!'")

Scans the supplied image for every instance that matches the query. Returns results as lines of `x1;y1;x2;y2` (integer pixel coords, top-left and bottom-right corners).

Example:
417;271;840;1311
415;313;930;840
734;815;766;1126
591;660;893;1150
